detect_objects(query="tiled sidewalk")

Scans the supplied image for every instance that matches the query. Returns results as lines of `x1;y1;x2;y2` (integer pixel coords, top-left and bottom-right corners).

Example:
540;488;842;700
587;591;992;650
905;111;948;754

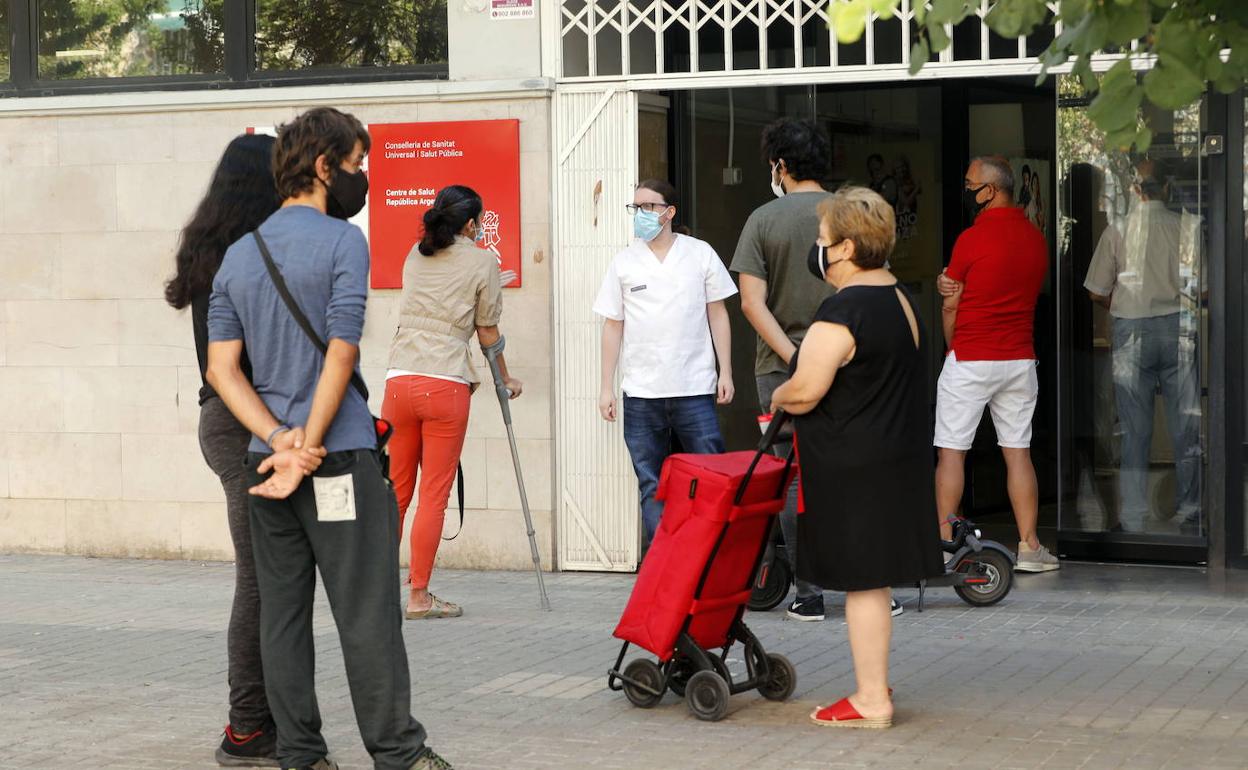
1;554;1247;769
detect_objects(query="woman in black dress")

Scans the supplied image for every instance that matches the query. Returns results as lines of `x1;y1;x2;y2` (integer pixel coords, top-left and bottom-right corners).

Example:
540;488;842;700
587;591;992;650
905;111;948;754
771;186;944;729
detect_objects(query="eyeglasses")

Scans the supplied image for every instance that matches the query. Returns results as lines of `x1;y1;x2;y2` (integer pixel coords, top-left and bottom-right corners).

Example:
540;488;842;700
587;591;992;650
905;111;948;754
625;202;670;214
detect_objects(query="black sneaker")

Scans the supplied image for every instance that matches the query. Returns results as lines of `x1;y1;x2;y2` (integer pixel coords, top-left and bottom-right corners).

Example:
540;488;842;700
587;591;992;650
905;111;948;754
890;599;903;617
785;594;825;621
215;723;280;767
284;760;337;770
409;748;454;770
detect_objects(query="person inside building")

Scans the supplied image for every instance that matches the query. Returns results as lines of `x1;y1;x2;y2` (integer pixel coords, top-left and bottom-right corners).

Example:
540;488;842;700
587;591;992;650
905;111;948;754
769;186;943;728
384;184;521;620
595;179;737;551
733;118;902;620
934;156;1056;573
165;133;282;767
207;107;449;770
1084;160;1202;534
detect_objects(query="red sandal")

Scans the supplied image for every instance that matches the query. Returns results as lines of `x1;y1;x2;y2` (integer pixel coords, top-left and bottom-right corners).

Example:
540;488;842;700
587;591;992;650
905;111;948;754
810;696;893;729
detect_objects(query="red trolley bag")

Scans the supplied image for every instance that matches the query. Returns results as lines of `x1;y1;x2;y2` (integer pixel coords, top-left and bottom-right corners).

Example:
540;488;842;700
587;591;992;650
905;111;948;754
607;411;798;721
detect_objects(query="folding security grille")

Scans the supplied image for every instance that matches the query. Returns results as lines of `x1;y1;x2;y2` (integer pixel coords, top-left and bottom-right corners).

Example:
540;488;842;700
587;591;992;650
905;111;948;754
559;0;1061;81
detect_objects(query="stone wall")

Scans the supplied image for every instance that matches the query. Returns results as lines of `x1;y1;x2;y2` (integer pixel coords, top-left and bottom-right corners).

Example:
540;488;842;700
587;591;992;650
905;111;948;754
0;91;556;571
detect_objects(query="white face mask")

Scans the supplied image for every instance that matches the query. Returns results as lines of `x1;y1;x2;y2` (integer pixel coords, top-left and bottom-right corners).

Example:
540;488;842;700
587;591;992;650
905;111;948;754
770;162;785;198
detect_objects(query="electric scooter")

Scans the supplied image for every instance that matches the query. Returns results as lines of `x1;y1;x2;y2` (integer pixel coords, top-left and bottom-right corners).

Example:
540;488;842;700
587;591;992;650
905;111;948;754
748;516;1015;611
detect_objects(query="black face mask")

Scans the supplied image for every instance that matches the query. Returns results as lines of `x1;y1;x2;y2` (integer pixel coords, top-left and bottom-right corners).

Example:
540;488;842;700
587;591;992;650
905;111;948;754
962;183;990;222
326;168;369;220
807;243;827;280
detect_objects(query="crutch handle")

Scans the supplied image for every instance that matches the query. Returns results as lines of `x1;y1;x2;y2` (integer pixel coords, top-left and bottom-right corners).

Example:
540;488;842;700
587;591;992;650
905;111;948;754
481;336;514;423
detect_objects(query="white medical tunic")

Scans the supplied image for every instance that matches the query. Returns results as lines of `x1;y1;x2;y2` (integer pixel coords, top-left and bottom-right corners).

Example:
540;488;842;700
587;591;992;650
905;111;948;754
593;234;738;398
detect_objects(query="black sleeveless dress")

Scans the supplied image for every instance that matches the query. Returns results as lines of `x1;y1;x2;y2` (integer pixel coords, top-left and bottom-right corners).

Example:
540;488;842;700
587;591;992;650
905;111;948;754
792;284;944;592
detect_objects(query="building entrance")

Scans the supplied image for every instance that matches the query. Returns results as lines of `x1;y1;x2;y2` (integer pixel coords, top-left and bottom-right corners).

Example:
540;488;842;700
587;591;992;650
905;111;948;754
655;79;1062;549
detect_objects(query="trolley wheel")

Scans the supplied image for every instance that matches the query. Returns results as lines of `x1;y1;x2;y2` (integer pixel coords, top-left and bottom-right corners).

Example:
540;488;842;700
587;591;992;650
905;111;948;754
748;558;793;612
953;549;1014;607
622;659;664;709
667;656;696;697
757;653;797;701
685;670;731;722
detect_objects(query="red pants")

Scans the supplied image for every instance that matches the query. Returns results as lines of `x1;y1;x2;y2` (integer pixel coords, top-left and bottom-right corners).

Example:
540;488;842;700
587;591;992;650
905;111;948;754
382;375;471;590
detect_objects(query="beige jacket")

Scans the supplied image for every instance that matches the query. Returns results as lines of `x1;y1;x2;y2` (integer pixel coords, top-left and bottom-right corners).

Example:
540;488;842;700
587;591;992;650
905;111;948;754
387;236;503;388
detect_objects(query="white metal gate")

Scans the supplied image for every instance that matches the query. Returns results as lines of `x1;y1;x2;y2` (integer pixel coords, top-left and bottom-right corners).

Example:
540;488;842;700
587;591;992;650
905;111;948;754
554;88;641;571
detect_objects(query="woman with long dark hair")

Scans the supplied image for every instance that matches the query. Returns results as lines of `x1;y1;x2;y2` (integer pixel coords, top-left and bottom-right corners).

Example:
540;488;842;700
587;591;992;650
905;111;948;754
384;184;521;620
166;132;282;767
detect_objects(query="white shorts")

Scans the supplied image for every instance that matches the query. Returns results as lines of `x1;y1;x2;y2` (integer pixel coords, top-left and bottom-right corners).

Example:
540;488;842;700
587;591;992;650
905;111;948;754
934;353;1039;451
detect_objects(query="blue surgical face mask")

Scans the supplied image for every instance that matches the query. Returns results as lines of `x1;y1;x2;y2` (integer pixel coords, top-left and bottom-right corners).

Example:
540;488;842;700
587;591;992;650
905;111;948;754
473;221;485;244
633;209;664;241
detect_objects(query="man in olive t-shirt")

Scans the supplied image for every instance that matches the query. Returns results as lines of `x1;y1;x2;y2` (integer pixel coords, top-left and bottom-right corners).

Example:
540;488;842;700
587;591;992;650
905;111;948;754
731;118;834;622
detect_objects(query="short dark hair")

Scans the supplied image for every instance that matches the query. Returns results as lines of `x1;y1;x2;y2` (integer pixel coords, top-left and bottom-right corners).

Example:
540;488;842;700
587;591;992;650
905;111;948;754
273;107;370;201
760;118;831;183
636;178;679;207
418;185;483;256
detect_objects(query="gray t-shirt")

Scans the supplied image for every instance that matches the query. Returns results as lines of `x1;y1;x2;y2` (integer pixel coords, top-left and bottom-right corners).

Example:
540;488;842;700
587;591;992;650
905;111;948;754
208;205;375;454
730;191;834;376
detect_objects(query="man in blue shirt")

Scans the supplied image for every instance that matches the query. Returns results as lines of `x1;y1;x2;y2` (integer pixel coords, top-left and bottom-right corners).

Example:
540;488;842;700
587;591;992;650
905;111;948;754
208;107;449;770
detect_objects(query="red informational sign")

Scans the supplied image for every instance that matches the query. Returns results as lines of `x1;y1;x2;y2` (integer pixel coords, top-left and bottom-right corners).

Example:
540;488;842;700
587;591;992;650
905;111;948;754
367;120;522;289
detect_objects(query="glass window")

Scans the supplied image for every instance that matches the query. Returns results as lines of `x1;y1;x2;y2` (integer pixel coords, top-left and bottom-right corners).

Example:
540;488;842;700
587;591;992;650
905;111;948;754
255;0;448;71
38;1;224;80
1059;74;1207;541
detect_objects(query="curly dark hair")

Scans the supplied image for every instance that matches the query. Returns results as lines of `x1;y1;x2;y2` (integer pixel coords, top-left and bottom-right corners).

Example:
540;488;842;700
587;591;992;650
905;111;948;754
418;185;484;256
272;107;370;201
164;133;279;309
760;118;831;183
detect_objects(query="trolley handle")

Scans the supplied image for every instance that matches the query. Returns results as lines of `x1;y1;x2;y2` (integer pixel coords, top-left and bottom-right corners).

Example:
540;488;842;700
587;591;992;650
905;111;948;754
734;410;796;506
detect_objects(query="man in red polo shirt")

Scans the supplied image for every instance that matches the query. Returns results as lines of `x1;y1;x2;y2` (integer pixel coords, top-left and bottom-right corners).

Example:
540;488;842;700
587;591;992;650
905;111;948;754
935;156;1057;572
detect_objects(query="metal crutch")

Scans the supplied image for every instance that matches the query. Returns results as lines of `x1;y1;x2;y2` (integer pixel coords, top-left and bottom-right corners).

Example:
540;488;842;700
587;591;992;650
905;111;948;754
481;336;552;610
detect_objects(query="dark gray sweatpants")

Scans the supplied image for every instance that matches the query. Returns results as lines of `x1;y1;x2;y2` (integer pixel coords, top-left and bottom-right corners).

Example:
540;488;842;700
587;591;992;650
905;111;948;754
756;372;823;601
247;449;427;770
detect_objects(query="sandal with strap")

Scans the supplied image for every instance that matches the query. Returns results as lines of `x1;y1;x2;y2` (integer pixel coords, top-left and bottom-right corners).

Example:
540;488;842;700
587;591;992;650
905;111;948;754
810;696;893;729
405;595;463;620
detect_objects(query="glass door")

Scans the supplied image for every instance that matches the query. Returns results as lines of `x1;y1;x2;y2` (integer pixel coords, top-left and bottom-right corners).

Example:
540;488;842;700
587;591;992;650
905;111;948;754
1058;75;1210;561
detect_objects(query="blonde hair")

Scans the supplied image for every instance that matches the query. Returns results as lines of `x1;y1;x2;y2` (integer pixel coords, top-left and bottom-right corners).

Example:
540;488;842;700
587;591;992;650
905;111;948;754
817;186;896;269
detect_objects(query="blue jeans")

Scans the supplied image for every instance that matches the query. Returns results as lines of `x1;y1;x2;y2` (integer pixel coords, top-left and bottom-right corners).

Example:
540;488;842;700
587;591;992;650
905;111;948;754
622;394;725;545
1111;314;1202;530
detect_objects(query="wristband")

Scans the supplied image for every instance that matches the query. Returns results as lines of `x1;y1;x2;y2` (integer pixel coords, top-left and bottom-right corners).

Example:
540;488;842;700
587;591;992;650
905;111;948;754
266;424;291;448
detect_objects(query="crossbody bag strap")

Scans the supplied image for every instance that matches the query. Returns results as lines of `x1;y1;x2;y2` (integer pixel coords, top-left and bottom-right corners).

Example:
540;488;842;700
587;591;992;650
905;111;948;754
252;231;370;402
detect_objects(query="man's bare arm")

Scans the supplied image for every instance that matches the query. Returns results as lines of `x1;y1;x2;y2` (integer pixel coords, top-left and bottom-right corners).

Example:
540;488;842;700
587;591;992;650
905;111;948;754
739;273;796;365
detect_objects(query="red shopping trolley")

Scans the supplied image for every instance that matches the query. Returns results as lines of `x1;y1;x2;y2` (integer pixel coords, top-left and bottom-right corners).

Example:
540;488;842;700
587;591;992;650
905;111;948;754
607;413;797;721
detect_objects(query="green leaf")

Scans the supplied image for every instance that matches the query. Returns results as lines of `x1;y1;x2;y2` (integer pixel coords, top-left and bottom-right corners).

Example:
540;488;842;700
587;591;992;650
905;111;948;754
830;0;870;44
1103;1;1150;47
1087;61;1144;132
1142;58;1205;110
928;0;967;26
926;18;951;53
1104;123;1141;151
868;0;899;19
1134;127;1153;154
909;40;930;75
1073;56;1098;93
985;0;1049;39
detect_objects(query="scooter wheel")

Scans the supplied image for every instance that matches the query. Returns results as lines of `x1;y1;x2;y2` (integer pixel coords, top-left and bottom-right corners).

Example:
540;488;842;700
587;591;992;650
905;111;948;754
622;659;664;708
748;557;793;612
686;670;730;721
757;653;797;701
953;549;1013;607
